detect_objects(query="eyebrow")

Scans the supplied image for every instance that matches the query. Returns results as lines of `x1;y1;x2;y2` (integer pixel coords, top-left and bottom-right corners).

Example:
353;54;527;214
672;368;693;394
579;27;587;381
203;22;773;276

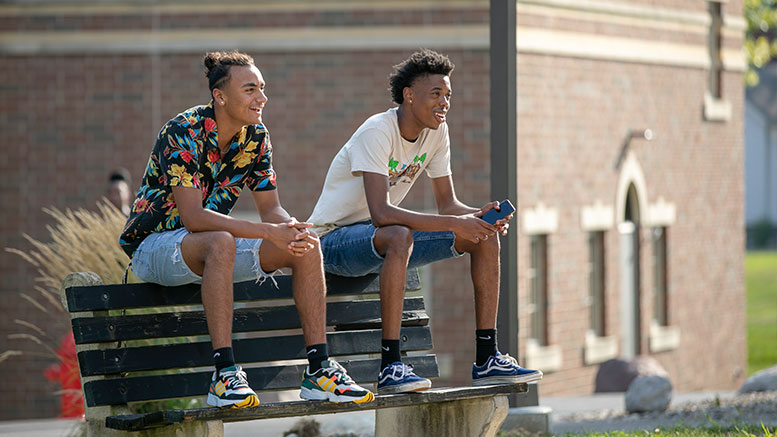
241;82;264;88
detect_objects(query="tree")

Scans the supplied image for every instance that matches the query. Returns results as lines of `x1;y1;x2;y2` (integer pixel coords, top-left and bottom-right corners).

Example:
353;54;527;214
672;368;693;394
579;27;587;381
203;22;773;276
744;0;777;86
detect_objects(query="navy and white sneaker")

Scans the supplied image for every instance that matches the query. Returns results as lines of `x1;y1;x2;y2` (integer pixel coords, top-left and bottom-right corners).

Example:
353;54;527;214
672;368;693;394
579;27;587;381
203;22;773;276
377;361;432;394
472;353;543;386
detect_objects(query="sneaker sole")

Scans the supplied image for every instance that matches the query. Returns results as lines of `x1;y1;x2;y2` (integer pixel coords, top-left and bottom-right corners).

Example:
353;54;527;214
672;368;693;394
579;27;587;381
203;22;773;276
300;386;375;404
207;393;260;408
377;379;432;394
472;371;544;386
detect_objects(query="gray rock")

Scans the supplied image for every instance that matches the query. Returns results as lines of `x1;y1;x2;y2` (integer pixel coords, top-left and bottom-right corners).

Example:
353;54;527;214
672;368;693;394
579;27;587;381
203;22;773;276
625;375;673;413
595;356;669;392
739;365;777;394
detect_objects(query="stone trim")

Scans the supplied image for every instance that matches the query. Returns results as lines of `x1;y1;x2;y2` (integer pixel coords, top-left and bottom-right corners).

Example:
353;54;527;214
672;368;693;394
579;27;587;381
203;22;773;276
646;197;677;227
522;203;559;235
525;339;563;373
581;201;614;231
583;331;619;365
615;151;649;225
649;321;681;353
703;92;733;122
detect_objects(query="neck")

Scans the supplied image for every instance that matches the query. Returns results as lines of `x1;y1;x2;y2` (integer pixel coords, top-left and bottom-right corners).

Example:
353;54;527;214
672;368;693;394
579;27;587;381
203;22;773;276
213;105;243;152
396;104;422;142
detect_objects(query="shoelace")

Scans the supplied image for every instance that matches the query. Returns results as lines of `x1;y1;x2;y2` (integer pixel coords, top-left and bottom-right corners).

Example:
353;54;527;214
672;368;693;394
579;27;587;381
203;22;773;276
322;360;355;384
222;368;250;389
495;354;519;367
388;362;415;380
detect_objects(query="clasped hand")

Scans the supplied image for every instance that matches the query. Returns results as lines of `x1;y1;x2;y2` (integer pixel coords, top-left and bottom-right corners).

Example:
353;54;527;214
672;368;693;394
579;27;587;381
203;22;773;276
269;217;318;256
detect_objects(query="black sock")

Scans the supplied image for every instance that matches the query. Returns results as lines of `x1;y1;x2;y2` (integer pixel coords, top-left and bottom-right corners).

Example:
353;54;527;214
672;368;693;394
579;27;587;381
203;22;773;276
475;329;498;366
381;339;402;370
213;347;236;373
306;343;328;373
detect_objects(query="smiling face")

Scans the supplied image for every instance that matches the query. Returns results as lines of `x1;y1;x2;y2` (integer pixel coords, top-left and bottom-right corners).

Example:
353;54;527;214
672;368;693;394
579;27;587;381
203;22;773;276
212;64;268;127
406;74;451;130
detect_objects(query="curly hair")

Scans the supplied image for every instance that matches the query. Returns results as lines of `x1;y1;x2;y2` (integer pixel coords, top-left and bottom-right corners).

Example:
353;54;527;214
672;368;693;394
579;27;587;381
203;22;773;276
389;49;455;104
203;50;255;92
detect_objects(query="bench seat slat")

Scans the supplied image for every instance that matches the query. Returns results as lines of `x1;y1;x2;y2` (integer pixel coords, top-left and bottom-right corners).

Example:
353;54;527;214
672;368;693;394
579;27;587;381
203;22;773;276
105;384;528;431
79;326;432;376
67;271;420;312
72;297;427;344
84;355;438;407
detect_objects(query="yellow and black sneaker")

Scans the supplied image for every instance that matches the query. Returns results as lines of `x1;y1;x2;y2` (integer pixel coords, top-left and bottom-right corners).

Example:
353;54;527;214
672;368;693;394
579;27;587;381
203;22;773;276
207;365;260;408
300;359;374;403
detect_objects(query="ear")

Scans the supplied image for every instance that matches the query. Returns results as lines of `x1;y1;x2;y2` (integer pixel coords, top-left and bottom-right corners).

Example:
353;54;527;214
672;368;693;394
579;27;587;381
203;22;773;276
402;87;414;104
212;88;225;106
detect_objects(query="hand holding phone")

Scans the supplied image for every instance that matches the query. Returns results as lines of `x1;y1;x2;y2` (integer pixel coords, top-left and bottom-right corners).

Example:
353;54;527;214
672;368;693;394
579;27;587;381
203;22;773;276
480;200;515;225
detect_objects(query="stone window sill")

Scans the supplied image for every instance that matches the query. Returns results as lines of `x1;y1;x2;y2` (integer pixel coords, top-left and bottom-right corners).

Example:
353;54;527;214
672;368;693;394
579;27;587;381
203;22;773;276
525;340;562;373
583;331;618;365
649;322;681;353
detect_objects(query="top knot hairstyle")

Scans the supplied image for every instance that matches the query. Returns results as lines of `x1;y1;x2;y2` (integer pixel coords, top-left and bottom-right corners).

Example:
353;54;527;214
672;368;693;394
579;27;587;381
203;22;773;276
203;50;255;92
389;49;455;104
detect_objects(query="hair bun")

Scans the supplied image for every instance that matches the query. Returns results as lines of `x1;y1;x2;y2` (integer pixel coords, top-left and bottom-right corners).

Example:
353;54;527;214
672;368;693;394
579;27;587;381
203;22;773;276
203;52;222;78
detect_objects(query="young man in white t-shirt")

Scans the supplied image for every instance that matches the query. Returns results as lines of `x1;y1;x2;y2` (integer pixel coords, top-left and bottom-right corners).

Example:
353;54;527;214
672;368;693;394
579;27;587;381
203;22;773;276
308;50;542;394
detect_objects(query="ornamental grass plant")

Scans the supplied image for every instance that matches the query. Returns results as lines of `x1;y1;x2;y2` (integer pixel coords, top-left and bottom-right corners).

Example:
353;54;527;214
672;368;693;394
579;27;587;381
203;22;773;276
2;200;131;419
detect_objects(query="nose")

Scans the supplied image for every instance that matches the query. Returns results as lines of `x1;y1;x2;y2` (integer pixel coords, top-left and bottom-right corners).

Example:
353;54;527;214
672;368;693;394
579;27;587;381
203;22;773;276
257;89;268;104
440;95;450;108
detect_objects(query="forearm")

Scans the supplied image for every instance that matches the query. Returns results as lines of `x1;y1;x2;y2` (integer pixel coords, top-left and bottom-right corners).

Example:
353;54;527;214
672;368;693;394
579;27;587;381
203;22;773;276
181;208;278;239
371;204;462;232
258;205;292;224
437;199;479;216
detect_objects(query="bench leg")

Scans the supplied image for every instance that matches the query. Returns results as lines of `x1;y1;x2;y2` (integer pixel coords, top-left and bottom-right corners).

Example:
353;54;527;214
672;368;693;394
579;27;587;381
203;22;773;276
375;395;509;437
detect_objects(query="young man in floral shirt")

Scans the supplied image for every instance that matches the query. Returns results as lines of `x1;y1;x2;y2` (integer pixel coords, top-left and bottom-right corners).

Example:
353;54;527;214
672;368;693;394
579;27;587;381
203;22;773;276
120;51;373;408
308;50;542;394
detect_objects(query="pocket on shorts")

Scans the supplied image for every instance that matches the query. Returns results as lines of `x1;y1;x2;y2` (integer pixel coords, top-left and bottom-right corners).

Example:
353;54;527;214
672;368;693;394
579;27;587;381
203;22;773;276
130;247;158;284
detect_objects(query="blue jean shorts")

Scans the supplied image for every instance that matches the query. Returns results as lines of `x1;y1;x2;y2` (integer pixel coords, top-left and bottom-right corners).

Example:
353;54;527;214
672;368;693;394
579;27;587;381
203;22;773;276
320;221;463;277
130;228;274;286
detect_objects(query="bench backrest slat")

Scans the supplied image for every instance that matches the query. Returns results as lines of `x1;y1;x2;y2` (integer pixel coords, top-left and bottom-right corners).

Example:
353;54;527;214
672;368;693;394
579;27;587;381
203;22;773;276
66;271;420;312
79;326;433;376
84;355;439;407
72;297;427;344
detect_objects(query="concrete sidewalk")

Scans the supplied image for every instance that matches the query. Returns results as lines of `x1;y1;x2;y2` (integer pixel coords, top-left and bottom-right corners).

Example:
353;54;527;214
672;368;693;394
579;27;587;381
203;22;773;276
0;390;739;437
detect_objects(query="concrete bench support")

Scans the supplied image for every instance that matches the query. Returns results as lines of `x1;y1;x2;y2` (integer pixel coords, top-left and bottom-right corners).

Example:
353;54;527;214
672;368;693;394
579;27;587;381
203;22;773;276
375;395;509;437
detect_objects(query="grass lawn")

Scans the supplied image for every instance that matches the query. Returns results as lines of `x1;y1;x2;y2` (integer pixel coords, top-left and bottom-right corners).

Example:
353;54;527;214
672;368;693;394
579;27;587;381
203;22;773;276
746;251;777;376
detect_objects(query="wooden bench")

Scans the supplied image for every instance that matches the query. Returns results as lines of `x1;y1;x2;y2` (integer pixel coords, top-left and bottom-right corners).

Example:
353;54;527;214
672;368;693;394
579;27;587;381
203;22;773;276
62;269;527;436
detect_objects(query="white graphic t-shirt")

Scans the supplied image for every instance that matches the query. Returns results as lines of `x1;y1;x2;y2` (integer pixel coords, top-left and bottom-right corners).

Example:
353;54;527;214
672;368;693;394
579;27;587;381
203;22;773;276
308;108;451;236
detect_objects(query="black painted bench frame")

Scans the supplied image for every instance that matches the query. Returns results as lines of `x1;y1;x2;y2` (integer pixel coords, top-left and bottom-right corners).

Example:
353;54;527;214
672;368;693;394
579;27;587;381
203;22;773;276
63;269;527;436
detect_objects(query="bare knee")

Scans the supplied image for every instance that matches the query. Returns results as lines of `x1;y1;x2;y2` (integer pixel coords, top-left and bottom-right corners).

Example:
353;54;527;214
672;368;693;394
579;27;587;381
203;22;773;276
374;225;414;258
203;231;236;262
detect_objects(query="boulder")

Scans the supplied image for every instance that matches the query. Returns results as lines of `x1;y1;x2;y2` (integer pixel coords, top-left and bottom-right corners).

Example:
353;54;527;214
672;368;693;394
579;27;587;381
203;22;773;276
595;356;668;392
738;365;777;394
625;374;673;413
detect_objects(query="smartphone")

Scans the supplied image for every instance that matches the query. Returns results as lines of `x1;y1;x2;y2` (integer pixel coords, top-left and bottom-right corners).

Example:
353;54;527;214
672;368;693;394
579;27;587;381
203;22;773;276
480;200;515;225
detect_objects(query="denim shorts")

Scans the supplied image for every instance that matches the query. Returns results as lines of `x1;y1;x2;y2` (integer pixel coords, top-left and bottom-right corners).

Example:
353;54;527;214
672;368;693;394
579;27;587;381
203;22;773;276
320;221;463;277
130;228;275;286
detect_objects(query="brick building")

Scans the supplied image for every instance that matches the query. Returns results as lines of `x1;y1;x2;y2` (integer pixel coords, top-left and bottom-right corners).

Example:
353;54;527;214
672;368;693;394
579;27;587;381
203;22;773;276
0;0;745;420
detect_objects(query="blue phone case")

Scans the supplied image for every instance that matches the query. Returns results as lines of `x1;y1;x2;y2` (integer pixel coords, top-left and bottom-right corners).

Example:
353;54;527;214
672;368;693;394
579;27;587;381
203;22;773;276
481;200;515;225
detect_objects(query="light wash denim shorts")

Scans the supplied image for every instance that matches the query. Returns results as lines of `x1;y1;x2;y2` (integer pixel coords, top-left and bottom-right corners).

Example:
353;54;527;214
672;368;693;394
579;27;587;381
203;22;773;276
320;221;463;277
130;228;274;286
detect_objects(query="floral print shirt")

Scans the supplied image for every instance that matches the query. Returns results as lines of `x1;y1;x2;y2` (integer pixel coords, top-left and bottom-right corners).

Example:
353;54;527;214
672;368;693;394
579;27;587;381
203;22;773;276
119;102;276;258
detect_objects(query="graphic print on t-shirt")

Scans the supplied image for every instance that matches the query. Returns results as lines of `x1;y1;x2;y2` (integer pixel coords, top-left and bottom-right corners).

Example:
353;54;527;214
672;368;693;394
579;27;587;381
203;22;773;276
388;153;427;186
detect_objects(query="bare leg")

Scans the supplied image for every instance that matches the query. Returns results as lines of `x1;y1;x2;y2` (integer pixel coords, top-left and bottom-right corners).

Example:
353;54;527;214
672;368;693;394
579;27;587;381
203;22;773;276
372;226;414;339
180;231;236;350
454;235;500;330
259;237;327;346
